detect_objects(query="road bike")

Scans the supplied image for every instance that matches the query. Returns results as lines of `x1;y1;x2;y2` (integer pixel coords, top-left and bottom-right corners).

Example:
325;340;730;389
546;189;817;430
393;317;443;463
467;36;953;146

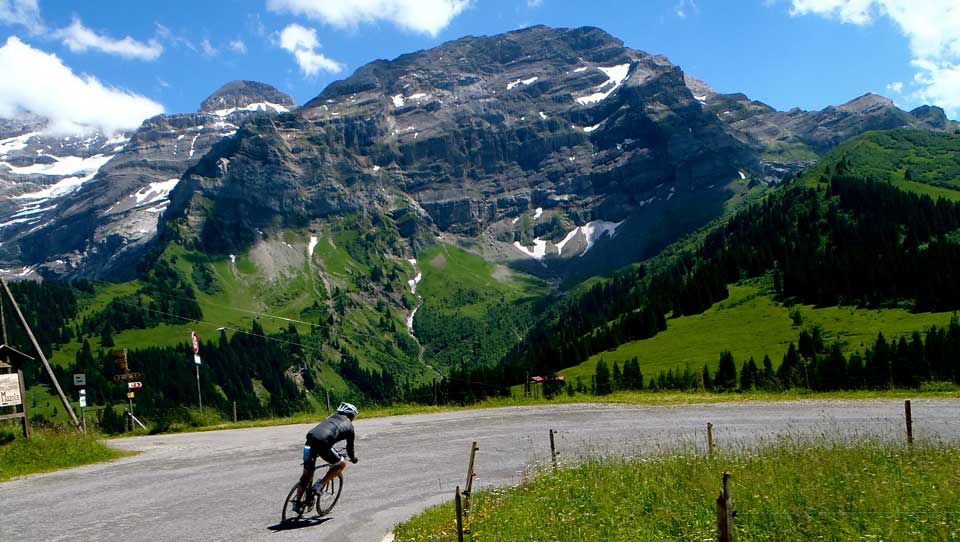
281;447;344;521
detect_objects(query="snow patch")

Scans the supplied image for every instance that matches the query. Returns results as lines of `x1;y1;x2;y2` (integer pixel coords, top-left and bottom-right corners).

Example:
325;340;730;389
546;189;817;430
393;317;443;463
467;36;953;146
511;216;520;224
130;178;180;207
555;227;581;256
573;66;588;73
229;254;236;263
211;102;290;117
575;63;632;106
0;132;37;155
533;207;543;220
308;236;318;258
373;165;381;172
738;170;746;180
694;95;707;103
506;76;538;90
539;111;549;120
189;134;200;158
513;239;548;260
583;122;602;133
392;94;405;108
3;153;112;177
407;93;428;101
580;220;623;255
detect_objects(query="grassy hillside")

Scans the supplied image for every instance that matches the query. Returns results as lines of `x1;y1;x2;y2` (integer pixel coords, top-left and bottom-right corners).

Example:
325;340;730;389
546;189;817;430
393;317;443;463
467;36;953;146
415;243;549;370
561;279;958;383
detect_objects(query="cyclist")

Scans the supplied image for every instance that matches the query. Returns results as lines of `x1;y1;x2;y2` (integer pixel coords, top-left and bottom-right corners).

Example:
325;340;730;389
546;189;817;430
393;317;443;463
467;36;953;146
293;402;359;513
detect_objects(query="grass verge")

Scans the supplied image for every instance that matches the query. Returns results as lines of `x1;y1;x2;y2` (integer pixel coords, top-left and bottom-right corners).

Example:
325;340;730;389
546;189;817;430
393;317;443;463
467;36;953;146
0;428;131;482
394;437;960;541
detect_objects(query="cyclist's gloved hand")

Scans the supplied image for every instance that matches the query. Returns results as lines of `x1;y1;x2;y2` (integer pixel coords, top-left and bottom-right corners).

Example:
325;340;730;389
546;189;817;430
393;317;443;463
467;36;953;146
349;455;358;464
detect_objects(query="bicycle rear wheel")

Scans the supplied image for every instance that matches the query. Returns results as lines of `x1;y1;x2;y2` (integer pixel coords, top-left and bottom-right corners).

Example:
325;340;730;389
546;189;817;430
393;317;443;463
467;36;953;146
281;482;312;522
315;473;343;516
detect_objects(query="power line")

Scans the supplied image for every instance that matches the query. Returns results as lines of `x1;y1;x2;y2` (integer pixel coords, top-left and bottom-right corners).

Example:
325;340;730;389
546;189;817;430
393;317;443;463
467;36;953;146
107;298;311;349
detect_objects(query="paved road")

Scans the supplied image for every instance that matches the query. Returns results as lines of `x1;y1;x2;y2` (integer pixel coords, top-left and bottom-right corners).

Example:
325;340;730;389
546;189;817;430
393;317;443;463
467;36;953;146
4;399;959;542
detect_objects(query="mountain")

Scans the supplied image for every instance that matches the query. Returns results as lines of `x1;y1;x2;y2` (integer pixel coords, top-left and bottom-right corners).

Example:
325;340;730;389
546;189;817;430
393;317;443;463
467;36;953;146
5;26;955;285
500;129;960;385
688;75;957;179
0;81;294;280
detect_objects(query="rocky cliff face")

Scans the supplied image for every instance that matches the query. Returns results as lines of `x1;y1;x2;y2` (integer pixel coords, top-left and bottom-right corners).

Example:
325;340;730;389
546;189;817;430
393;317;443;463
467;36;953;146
0;81;295;280
3;26;956;281
169;26;757;278
687;74;955;180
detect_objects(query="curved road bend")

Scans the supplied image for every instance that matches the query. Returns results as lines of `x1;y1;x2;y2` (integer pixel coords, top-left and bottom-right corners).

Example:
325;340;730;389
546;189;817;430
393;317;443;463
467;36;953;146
3;399;959;542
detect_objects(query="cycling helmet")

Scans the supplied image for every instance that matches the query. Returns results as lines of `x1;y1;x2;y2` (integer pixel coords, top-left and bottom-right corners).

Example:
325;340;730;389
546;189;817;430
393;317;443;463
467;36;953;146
336;402;359;417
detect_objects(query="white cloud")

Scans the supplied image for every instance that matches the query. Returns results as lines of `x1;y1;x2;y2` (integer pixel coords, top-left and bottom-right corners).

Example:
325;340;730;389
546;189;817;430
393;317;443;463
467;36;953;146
527;0;543;7
229;39;248;54
267;0;470;37
886;81;904;94
200;38;218;57
279;23;344;76
789;0;960;116
675;0;699;18
56;18;163;61
0;0;42;34
0;37;164;134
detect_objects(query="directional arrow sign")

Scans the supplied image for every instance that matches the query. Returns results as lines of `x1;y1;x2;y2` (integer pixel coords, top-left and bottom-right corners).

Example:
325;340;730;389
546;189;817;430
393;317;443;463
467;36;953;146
128;382;142;389
113;373;142;382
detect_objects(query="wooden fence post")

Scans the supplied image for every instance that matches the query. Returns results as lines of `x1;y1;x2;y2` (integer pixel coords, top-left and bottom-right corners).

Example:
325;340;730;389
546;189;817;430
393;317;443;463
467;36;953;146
463;441;479;519
904;400;913;446
716;471;733;542
455;485;465;542
232;401;237;423
549;429;558;470
707;422;714;459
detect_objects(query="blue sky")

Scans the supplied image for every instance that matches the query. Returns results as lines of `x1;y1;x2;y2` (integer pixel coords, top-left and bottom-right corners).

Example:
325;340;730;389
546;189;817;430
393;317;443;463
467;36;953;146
0;0;957;134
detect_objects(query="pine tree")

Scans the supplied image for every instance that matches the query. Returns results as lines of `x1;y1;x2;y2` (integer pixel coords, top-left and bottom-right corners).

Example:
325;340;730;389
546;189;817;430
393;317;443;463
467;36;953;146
714;350;738;391
594;359;612;395
702;365;713;391
612;361;623;390
761;355;777;390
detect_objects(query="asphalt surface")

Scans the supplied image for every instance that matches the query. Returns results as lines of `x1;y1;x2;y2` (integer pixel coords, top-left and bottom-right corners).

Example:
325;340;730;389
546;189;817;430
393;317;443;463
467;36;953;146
3;399;960;542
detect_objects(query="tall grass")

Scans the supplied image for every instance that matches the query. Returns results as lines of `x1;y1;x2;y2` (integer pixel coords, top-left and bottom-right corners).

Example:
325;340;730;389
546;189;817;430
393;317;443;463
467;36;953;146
0;426;129;481
394;437;960;541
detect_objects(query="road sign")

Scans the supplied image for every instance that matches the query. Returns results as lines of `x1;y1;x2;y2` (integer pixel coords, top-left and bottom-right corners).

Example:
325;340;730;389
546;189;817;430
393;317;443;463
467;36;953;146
191;331;200;354
128;381;142;389
79;389;87;408
194;354;202;365
113;372;141;382
0;373;22;407
126;391;135;399
73;373;86;386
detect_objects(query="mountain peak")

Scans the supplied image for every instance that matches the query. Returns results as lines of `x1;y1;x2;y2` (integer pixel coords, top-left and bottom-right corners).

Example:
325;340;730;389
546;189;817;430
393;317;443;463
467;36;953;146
837;92;895;113
198;80;295;114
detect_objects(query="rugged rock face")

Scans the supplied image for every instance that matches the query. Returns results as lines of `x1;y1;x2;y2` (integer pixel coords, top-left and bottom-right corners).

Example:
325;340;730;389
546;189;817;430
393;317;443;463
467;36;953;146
0;81;295;280
3;26;956;281
171;26;757;278
688;74;955;180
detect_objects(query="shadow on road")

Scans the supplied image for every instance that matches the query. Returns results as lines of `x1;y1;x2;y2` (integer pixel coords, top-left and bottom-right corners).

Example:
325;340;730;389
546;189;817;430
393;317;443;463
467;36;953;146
267;517;333;532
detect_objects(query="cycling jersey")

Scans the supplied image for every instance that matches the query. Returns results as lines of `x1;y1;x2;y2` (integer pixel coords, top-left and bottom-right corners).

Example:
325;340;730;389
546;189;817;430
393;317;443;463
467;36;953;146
305;413;355;463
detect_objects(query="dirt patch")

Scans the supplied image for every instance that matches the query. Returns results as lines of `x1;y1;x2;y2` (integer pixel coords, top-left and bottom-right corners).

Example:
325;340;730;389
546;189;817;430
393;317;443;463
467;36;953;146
429;254;447;269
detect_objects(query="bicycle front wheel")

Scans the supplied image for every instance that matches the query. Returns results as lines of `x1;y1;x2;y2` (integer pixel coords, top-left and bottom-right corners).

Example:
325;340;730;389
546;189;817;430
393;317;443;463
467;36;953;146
315;473;343;516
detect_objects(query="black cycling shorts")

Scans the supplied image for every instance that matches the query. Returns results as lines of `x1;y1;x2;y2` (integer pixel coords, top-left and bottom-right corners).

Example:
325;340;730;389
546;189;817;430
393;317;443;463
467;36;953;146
303;437;343;468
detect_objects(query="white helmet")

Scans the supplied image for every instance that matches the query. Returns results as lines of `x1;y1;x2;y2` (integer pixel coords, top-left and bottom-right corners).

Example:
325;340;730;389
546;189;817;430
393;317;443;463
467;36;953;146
337;402;359;417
